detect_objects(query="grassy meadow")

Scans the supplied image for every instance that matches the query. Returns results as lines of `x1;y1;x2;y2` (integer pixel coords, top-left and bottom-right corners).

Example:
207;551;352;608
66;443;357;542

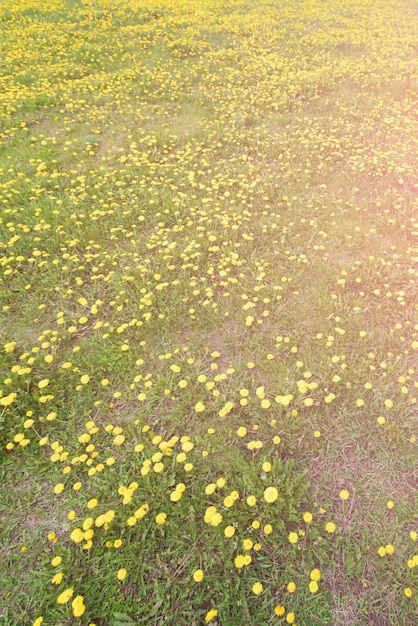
1;0;418;624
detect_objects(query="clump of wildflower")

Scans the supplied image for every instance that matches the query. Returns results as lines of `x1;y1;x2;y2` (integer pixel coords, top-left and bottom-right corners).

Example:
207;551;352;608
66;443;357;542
204;506;222;527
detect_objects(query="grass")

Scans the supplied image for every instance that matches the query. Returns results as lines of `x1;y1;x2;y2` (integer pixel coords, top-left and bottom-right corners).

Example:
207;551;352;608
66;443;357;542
1;0;418;624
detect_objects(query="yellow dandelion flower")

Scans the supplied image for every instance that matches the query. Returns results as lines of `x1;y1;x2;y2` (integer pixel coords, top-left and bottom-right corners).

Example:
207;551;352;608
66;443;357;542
155;513;167;525
170;490;182;502
103;510;115;524
224;525;236;538
252;582;263;595
274;605;285;616
71;595;85;617
243;538;253;551
57;588;73;604
310;568;321;581
234;554;246;568
51;572;64;585
193;569;204;582
224;495;234;508
117;568;127;581
70;528;84;543
263;486;278;503
309;581;318;593
205;609;218;623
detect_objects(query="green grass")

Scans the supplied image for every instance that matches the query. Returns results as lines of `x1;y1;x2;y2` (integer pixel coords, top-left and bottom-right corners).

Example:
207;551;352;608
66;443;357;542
1;0;418;624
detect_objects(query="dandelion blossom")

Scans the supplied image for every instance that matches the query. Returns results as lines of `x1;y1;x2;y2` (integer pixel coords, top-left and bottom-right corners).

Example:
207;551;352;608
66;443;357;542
274;605;285;616
224;525;235;538
57;588;73;604
252;582;263;595
263;486;278;503
309;581;318;593
51;572;64;585
205;609;218;622
310;568;321;581
193;569;204;582
117;568;127;581
71;595;85;617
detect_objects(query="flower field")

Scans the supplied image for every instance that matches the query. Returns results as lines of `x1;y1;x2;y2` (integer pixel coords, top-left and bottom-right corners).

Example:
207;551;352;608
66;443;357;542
1;0;418;624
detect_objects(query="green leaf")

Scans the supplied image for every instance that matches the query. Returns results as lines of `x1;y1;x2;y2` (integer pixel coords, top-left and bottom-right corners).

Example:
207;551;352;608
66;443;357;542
148;597;164;616
110;613;137;626
345;555;354;570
